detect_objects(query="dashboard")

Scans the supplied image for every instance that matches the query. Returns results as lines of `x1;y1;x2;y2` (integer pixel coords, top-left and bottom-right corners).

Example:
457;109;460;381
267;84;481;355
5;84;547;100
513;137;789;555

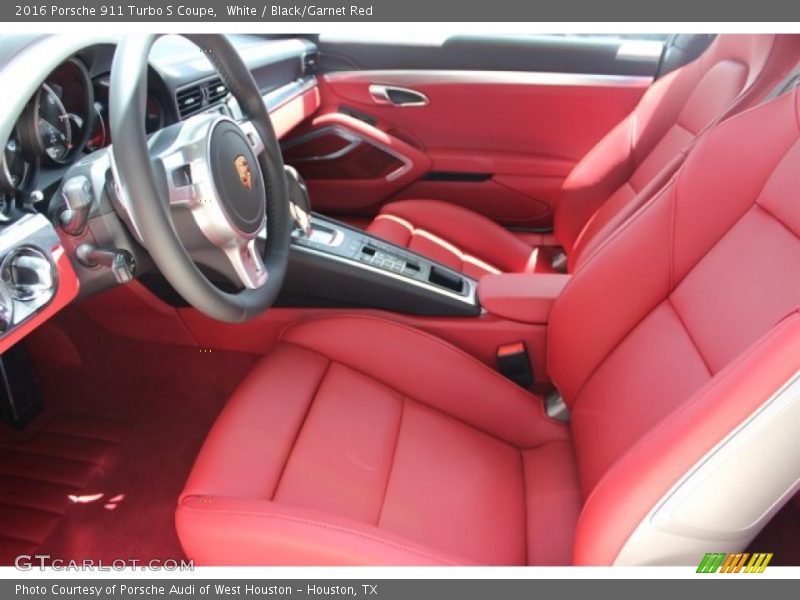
0;33;320;352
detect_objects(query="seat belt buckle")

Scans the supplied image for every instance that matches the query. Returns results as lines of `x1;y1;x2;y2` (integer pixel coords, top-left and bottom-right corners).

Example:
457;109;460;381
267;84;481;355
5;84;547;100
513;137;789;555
496;342;534;388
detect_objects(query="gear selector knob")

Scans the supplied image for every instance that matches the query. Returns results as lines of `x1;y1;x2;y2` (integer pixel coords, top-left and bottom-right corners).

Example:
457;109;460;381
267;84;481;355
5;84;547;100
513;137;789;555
285;165;312;238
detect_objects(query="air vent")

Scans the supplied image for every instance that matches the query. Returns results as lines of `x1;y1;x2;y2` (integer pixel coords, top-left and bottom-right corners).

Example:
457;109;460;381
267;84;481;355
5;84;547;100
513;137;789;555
206;77;229;104
302;51;319;75
176;84;204;119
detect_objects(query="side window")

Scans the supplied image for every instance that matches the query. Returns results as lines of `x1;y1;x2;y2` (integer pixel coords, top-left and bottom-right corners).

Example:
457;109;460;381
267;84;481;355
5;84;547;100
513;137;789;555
317;33;669;45
315;33;672;77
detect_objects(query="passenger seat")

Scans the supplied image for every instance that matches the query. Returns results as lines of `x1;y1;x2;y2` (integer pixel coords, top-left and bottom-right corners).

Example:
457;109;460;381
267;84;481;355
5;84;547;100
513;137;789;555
365;34;800;277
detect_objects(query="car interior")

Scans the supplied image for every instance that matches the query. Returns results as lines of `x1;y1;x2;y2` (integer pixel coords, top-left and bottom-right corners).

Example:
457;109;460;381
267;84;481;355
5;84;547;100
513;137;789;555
1;32;800;566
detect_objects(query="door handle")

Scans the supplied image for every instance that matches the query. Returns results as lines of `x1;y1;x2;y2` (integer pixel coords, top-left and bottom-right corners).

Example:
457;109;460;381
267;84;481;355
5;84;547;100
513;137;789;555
368;84;429;107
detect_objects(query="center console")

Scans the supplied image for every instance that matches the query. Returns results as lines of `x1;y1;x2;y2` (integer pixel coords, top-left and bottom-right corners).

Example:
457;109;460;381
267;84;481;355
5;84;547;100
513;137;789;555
283;214;480;316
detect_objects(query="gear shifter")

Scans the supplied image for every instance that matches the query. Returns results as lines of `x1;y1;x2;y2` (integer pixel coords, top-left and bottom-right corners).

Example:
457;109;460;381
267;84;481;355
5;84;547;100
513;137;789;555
285;165;312;238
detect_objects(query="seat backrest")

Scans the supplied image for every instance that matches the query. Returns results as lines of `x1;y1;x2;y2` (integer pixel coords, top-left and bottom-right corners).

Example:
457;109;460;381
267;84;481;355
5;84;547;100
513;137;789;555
548;87;800;564
555;34;800;272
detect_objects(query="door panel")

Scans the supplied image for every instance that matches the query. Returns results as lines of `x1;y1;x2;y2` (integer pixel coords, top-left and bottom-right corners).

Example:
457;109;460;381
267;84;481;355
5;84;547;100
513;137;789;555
285;35;661;228
284;111;432;213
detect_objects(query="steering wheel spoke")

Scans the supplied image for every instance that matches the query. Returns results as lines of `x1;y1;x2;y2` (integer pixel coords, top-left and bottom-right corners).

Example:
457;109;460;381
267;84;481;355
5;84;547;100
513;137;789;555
237;119;266;156
152;116;217;209
224;238;268;290
110;34;290;322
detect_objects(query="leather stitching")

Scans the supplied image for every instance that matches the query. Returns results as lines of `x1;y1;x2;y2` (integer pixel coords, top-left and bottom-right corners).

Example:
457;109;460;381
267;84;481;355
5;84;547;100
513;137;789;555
376;396;405;527
755;200;800;241
560;101;800;402
179;501;461;565
280;314;540;404
279;343;543;449
665;297;714;376
270;359;331;500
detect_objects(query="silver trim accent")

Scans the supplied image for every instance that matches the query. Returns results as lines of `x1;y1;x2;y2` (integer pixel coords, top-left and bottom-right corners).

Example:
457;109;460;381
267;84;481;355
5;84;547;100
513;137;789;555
545;391;570;423
153;114;269;290
297;224;345;248
368;84;429;107
0;282;13;335
614;369;800;565
281;125;413;183
282;127;363;162
325;70;653;88
235;119;266;156
105;113;269;290
0;213;60;337
81;147;145;243
1;246;54;303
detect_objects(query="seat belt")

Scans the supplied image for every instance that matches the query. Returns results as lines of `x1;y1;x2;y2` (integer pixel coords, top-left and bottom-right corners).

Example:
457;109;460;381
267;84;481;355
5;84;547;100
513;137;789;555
763;61;800;102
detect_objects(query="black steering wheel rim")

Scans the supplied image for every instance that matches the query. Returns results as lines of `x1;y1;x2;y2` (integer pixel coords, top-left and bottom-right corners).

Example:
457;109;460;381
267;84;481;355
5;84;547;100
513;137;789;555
109;34;291;322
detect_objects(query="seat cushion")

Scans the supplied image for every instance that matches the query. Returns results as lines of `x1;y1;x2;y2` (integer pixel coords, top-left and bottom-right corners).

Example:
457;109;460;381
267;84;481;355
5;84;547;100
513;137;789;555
177;315;579;565
365;199;560;278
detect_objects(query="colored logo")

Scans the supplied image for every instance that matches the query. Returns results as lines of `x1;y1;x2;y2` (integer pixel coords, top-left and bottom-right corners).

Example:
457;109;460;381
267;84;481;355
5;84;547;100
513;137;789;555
234;155;252;191
697;552;773;573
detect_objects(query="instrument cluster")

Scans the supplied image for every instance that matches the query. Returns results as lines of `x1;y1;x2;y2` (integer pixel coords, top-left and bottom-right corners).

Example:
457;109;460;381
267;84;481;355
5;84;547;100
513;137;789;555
0;55;167;221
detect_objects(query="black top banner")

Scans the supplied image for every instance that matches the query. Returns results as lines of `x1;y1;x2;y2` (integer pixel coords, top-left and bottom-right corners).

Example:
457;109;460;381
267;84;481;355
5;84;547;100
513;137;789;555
2;0;800;22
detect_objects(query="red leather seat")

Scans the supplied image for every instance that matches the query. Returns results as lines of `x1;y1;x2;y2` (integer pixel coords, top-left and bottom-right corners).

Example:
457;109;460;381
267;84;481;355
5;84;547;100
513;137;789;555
177;87;800;565
367;35;800;276
177;316;579;565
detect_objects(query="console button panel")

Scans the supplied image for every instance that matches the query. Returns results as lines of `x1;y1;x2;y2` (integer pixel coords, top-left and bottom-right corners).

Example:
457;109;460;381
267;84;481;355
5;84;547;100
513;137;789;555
291;216;474;300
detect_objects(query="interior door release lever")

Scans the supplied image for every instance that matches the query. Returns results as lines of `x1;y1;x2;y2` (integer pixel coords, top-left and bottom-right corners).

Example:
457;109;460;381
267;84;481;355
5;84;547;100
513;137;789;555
368;85;429;107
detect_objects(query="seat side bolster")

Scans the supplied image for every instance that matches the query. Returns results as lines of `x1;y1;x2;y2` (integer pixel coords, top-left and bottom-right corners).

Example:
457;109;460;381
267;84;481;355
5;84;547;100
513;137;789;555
574;312;800;565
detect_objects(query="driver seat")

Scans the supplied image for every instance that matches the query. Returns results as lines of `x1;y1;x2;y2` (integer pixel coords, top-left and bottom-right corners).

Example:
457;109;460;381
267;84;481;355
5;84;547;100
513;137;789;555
176;88;800;565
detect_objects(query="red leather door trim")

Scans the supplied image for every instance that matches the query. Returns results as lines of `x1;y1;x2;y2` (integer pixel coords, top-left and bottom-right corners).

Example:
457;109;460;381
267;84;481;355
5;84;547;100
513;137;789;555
303;71;649;225
286;111;432;213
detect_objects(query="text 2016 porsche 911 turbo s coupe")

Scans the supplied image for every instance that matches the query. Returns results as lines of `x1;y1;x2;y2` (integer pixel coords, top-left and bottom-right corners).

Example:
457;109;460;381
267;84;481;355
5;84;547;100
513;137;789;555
1;32;800;566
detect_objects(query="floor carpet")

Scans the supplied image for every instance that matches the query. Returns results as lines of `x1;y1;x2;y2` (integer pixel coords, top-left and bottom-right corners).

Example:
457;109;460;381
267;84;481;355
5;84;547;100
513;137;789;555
0;307;259;565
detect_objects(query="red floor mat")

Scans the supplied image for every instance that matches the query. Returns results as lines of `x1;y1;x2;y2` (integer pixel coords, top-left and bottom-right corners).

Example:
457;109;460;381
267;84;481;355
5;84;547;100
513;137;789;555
0;307;259;565
0;413;125;564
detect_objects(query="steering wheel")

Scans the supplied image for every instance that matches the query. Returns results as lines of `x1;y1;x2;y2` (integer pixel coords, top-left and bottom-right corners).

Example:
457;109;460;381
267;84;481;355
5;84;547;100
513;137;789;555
109;34;292;322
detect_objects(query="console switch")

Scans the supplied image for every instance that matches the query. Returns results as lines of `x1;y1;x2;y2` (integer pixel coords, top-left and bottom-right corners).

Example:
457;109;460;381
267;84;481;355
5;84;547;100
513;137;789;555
359;244;408;273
